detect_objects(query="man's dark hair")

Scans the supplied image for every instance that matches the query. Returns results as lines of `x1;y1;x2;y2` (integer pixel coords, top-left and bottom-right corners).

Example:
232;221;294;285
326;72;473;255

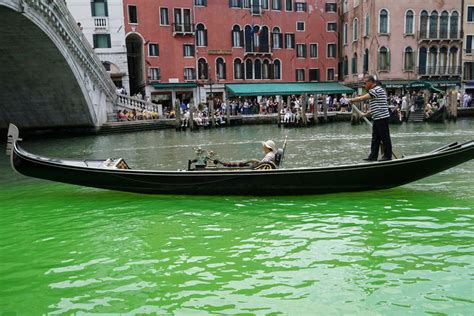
365;75;376;83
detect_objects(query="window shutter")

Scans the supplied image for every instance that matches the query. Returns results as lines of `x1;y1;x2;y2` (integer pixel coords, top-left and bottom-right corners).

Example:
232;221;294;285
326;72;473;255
205;30;208;46
387;50;391;70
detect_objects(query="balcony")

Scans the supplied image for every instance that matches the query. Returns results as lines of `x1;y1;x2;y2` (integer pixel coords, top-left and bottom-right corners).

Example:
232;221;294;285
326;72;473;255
172;23;195;36
417;30;463;43
417;66;462;76
93;17;108;30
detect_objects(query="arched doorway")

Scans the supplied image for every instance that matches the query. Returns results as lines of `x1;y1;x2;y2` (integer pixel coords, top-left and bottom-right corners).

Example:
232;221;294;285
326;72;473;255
126;33;145;96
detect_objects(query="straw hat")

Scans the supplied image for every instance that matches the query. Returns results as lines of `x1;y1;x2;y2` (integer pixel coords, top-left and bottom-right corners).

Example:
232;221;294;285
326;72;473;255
262;140;277;152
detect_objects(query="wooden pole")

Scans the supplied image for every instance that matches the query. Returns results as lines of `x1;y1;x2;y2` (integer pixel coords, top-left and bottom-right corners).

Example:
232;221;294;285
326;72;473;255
226;99;231;126
189;107;194;130
209;100;215;127
323;94;328;122
175;100;181;131
301;94;307;126
277;98;283;127
313;94;318;124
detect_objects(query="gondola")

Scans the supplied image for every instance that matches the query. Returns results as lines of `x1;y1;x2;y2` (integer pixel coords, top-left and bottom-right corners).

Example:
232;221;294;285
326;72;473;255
424;104;447;123
6;124;474;196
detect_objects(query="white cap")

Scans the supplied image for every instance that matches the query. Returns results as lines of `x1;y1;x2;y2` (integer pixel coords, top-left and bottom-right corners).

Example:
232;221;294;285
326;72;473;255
261;140;277;152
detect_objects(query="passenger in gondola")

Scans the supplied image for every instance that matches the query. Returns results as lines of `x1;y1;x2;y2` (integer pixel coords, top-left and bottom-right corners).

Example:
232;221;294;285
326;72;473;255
260;140;277;163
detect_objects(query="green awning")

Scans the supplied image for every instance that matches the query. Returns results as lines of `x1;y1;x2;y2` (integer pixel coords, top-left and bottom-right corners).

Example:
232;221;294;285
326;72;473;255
225;82;354;97
152;83;197;89
408;80;443;93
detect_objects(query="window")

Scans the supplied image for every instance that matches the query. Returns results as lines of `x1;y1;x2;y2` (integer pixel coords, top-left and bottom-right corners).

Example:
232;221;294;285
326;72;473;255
420;11;428;38
183;44;195;57
229;0;242;8
343;56;348;76
440;11;449;38
296;69;305;81
232;25;244;47
285;0;292;11
429;11;438;38
234;59;244;79
160;8;169;25
327;22;337;32
378;46;390;71
274;60;281;79
325;3;337;12
450;12;459;39
148;68;160;81
309;69;320;81
93;34;111;48
353;18;358;41
327;68;335;81
272;27;282;48
379;9;389;34
148;43;159;57
343;23;348;44
262;0;269;10
404;47;414;70
285;33;295;48
174;8;192;32
255;59;262;79
405;10;414;34
310;44;318;58
196;24;207;46
352;54;357;74
327;43;336;58
343;0;348;13
468;6;474;22
365;13;369;37
296;44;307;58
184;68;196;80
296;21;305;31
91;0;108;17
216;58;226;79
251;0;261;14
295;2;307;12
198;58;208;79
363;48;369;73
128;5;137;24
195;0;207;6
245;59;253;79
262;60;270;79
243;0;251;8
272;0;282;10
466;35;473;54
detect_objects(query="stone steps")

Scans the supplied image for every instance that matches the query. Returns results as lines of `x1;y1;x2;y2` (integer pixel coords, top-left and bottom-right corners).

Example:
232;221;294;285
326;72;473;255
99;120;175;134
408;110;425;122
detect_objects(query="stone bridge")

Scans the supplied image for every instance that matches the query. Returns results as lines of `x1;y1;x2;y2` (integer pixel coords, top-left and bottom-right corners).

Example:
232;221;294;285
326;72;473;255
0;0;119;132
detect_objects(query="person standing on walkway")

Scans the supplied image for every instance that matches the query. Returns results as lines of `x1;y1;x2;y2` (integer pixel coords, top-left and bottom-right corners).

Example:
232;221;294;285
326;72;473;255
348;75;393;161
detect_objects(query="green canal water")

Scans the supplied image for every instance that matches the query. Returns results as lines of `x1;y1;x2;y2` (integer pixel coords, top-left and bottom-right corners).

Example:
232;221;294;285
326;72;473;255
1;121;473;314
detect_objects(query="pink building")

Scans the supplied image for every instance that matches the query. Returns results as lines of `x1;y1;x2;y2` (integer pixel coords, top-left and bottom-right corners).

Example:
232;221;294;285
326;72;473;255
123;0;339;107
339;0;462;94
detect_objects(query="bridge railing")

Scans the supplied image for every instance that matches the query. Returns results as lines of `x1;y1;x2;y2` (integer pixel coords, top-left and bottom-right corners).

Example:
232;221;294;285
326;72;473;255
24;0;117;101
116;94;160;113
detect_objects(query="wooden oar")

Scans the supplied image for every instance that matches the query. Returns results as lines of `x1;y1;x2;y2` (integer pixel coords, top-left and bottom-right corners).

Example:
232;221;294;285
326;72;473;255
351;104;400;159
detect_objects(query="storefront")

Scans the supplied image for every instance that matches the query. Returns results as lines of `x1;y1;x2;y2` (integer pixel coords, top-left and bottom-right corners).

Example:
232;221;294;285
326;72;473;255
149;83;198;112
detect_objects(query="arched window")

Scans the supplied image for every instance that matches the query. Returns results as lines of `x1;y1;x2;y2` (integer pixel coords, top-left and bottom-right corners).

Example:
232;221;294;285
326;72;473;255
343;23;348;45
440;11;449;38
365;13;369;37
379;9;389;34
196;24;207;46
198;58;208;79
272;27;282;49
429;11;438;38
343;56;348;76
378;47;390;71
353;18;358;41
262;60;270;79
439;47;448;74
253;25;260;51
419;47;428;74
404;47;414;71
260;26;269;53
245;59;253;79
450;12;459;39
244;25;253;52
273;60;281;79
254;59;262;79
449;47;458;74
405;10;414;34
234;59;243;79
420;11;428;38
232;25;243;47
428;47;438;74
352;53;358;74
216;58;226;79
363;48;369;73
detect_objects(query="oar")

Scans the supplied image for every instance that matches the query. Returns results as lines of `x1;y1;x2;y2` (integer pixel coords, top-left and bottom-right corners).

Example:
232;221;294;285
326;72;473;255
351;104;400;159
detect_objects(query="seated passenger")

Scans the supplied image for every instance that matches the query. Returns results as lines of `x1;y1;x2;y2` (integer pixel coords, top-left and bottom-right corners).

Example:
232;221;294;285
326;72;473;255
260;140;277;163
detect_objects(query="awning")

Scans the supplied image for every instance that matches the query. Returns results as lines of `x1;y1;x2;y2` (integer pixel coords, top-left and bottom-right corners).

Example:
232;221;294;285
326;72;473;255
225;82;354;97
408;80;443;93
152;83;197;89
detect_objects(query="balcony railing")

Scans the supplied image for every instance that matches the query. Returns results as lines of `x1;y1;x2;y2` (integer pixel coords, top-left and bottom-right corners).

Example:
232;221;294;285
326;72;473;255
417;66;462;76
93;17;108;30
172;23;195;35
418;30;462;41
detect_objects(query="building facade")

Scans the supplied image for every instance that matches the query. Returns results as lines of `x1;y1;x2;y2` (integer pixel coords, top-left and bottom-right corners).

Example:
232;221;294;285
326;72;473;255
67;0;130;92
339;0;463;94
122;0;339;108
462;0;474;93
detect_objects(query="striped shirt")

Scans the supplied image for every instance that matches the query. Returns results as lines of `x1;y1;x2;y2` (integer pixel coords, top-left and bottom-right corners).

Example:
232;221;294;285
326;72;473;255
368;85;390;120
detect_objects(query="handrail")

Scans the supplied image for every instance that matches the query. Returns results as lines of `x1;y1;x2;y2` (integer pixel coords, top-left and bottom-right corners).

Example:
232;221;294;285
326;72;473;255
116;94;160;113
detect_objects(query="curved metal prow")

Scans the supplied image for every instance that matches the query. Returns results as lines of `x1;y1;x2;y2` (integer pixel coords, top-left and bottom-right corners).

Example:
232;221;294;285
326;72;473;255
6;124;22;156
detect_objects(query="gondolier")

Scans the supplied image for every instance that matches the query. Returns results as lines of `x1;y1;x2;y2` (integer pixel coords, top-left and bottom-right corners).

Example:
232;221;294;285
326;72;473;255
348;75;393;161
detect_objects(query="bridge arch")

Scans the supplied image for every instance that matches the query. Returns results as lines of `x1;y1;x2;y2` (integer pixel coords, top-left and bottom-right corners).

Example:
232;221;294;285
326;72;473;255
126;33;145;96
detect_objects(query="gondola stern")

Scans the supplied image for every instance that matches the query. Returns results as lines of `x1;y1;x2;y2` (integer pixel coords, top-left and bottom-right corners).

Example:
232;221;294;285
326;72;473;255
6;123;22;156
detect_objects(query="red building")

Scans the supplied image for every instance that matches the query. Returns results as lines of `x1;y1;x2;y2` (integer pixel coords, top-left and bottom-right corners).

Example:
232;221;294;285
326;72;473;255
123;0;339;108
